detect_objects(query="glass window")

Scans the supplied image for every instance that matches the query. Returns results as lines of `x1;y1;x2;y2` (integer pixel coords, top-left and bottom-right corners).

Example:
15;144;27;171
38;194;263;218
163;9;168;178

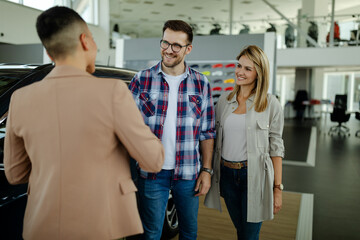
23;0;66;11
72;0;98;25
353;73;360;110
323;72;360;110
6;0;99;25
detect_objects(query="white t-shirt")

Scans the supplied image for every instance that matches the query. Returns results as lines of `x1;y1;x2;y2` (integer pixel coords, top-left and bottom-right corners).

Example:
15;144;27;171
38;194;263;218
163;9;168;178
161;71;187;169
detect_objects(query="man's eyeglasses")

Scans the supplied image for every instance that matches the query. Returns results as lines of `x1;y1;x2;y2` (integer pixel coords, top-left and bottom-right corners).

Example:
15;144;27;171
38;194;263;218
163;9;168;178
160;40;189;53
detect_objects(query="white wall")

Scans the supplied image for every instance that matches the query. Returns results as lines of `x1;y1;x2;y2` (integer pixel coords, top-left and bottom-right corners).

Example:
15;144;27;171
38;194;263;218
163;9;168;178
277;47;360;67
0;1;111;65
0;1;41;44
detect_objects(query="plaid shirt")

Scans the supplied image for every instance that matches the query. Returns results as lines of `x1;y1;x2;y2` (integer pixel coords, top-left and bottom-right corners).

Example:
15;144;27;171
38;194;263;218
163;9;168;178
129;62;216;180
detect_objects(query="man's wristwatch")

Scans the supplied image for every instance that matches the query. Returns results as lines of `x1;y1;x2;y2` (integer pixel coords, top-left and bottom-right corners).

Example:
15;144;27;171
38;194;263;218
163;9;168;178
273;183;284;191
201;167;213;176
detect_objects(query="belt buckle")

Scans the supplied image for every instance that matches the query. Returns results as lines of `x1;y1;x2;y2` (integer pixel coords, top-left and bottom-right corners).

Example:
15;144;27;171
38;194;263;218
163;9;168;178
237;162;242;169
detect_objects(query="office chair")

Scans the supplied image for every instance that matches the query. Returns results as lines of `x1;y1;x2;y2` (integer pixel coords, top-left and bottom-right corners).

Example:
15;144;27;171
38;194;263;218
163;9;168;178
355;111;360;138
328;94;351;136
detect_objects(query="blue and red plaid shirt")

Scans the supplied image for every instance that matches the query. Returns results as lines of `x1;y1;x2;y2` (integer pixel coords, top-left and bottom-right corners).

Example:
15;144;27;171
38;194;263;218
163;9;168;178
129;62;216;180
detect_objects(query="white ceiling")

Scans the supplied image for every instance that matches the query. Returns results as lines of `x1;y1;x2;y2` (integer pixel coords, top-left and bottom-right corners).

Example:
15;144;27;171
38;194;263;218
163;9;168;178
109;0;360;38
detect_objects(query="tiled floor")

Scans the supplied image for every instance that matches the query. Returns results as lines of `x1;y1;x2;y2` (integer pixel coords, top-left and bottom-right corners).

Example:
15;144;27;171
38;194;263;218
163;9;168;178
283;117;360;239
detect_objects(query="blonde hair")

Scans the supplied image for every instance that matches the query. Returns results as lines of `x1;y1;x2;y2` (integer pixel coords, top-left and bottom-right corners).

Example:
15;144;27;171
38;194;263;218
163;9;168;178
227;45;270;112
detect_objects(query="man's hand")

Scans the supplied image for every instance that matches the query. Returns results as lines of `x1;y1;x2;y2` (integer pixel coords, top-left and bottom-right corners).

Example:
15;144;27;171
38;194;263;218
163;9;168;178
194;171;211;197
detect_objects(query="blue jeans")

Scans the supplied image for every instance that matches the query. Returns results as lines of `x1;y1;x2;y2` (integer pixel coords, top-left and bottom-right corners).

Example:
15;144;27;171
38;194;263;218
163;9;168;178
220;164;262;240
138;169;199;240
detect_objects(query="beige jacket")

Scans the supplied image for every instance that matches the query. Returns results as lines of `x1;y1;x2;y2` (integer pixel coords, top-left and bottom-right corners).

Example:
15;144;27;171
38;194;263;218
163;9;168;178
4;66;164;240
204;92;284;222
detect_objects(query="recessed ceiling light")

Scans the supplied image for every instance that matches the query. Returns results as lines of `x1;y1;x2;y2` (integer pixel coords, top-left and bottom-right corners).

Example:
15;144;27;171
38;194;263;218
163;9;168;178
111;14;122;19
151;11;160;14
140;18;148;21
124;0;140;3
193;6;202;10
144;1;153;4
164;3;175;7
241;0;252;4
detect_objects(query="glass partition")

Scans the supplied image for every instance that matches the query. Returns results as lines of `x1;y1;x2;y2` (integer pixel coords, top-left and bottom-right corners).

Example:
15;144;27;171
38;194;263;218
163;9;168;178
6;0;99;25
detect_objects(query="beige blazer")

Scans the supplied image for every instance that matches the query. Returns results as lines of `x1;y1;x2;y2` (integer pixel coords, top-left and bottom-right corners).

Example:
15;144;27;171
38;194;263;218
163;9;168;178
4;66;164;240
205;92;284;222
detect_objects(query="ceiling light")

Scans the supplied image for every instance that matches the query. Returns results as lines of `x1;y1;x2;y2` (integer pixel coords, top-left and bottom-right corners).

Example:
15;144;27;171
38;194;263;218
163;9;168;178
193;6;203;10
144;1;153;4
241;0;252;4
164;3;175;7
151;11;160;14
124;0;140;3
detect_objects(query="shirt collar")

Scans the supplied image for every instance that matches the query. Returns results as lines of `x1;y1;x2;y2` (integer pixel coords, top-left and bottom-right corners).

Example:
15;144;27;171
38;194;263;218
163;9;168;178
157;61;190;78
227;91;255;103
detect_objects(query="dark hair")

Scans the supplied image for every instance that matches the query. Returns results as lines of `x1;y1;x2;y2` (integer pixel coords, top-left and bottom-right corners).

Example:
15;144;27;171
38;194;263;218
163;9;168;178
36;6;86;59
162;20;193;44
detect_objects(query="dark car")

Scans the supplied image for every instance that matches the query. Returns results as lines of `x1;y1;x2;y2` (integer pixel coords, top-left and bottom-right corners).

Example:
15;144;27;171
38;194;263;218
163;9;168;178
0;64;179;240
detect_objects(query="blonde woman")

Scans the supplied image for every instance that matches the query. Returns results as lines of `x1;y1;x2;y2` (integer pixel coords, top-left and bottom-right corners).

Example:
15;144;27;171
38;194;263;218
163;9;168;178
205;45;285;239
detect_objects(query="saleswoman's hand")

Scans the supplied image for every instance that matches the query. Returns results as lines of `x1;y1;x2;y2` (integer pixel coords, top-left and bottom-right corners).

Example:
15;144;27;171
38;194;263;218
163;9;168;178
273;188;282;214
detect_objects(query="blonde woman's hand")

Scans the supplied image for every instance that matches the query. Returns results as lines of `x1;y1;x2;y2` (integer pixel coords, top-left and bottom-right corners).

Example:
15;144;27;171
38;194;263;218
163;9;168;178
273;188;282;214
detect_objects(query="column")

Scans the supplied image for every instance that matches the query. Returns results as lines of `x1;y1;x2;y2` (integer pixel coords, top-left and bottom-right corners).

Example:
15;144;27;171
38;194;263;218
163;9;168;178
298;0;329;47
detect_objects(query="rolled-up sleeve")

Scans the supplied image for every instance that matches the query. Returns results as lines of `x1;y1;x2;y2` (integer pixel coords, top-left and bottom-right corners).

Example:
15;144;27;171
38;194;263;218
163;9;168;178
200;79;216;141
269;97;285;158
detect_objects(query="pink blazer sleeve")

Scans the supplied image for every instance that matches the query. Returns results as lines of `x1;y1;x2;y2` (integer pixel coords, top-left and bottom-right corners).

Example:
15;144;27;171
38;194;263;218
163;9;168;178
4;91;32;184
112;81;164;172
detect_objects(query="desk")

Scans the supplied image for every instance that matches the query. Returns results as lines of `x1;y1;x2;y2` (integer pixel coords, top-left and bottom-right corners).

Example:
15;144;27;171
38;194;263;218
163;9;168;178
302;99;332;119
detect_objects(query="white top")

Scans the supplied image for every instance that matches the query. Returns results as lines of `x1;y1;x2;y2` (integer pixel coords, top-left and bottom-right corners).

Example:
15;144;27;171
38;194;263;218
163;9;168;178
221;113;247;162
161;71;186;169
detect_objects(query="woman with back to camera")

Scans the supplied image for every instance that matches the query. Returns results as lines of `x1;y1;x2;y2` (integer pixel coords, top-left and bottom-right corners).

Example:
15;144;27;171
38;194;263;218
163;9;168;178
205;45;285;240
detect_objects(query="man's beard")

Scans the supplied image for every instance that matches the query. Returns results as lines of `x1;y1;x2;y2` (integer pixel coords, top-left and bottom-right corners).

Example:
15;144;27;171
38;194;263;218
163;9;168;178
162;53;184;68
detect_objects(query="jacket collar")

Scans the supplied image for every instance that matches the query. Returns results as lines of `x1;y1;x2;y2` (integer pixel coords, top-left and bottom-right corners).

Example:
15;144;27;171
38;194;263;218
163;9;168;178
46;65;93;79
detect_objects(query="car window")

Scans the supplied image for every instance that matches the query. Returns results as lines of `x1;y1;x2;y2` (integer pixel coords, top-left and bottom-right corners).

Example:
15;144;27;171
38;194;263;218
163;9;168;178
0;69;33;96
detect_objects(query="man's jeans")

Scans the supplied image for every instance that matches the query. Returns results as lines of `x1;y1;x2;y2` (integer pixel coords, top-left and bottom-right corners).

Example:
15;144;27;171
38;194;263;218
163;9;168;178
220;164;262;240
138;169;199;240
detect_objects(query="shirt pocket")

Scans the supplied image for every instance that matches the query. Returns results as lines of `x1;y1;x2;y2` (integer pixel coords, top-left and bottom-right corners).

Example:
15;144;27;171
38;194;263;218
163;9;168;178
139;92;158;117
188;95;202;119
256;120;269;148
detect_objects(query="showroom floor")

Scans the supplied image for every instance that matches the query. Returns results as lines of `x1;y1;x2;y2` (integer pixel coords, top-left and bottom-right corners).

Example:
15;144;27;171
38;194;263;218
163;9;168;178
177;116;360;240
281;117;360;239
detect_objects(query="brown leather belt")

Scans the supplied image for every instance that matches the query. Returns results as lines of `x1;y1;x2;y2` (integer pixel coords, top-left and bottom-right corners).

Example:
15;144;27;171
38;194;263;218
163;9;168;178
221;159;248;169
